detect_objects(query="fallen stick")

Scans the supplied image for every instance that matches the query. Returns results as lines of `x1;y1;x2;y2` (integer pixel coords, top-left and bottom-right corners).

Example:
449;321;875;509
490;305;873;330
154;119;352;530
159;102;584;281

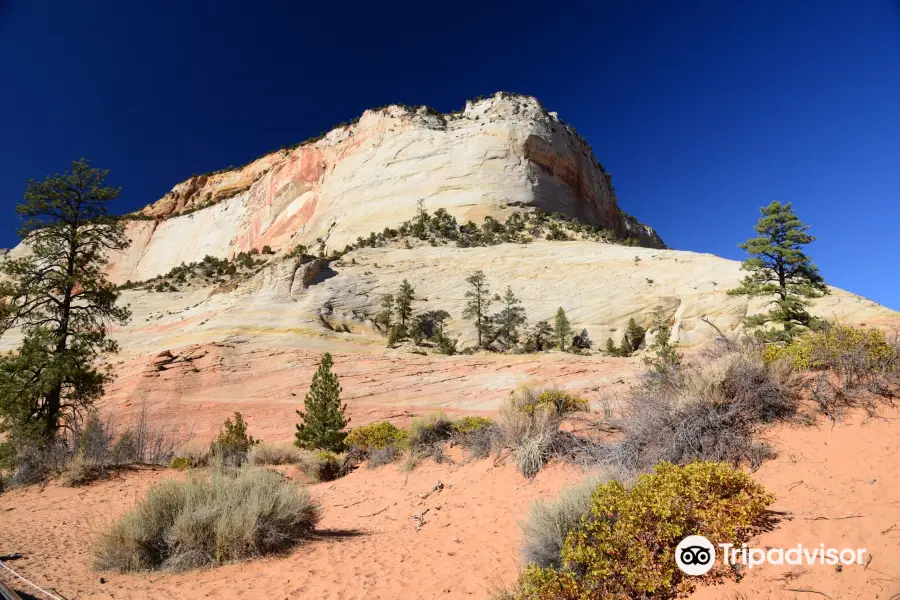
782;588;833;599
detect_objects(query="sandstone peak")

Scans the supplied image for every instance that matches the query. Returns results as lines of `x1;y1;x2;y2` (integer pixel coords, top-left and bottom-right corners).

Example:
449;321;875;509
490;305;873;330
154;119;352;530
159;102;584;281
105;92;662;284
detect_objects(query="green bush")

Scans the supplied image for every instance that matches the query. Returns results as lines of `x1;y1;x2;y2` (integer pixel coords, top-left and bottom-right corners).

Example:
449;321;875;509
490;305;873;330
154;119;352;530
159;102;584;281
169;456;191;470
763;323;896;373
536;390;589;415
513;462;774;599
210;412;258;465
344;421;409;456
452;416;495;436
94;466;320;571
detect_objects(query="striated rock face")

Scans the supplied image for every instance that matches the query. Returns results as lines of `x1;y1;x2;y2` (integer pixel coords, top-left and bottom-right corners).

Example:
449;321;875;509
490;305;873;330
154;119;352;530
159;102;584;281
89;93;663;283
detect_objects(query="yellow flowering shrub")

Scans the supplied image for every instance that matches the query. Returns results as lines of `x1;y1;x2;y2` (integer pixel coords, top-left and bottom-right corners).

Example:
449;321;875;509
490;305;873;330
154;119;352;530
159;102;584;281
514;461;775;600
344;421;408;455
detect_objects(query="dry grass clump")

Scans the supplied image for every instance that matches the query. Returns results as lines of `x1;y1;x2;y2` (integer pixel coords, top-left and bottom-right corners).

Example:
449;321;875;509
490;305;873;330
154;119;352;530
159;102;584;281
298;450;346;481
452;416;500;459
612;345;800;470
499;385;567;478
94;466;320;572
4;405;193;488
519;466;634;569
248;442;300;466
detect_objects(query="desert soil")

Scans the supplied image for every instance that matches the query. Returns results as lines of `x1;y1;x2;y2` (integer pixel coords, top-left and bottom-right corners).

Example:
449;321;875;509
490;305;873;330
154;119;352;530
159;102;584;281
1;407;899;600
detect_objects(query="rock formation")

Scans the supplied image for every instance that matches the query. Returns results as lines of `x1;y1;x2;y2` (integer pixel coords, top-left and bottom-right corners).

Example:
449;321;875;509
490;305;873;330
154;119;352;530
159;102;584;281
95;93;662;283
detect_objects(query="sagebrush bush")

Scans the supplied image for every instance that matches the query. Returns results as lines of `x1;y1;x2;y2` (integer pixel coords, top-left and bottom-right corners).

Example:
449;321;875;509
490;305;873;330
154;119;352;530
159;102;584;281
299;450;345;482
519;471;630;569
344;421;409;456
499;387;565;477
407;413;455;450
248;442;300;466
513;462;774;600
94;466;320;572
452;416;499;459
367;444;404;468
613;346;799;470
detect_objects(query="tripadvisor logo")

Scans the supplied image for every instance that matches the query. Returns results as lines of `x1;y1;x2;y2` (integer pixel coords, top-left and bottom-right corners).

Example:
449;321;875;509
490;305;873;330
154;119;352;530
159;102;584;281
675;535;716;576
675;535;869;575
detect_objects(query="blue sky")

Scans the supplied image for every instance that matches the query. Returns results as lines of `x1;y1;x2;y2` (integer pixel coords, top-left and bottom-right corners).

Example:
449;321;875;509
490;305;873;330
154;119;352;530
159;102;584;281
1;1;898;309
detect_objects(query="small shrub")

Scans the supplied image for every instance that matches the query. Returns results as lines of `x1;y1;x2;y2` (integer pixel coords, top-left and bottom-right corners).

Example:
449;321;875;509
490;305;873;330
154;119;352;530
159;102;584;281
210;412;258;466
60;452;89;487
764;324;897;392
248;442;300;466
367;444;404;468
407;413;455;450
513;462;774;600
299;450;344;482
94;466;320;572
499;386;565;477
536;390;589;415
452;416;499;459
344;421;409;456
613;346;799;470
169;456;191;470
520;470;633;569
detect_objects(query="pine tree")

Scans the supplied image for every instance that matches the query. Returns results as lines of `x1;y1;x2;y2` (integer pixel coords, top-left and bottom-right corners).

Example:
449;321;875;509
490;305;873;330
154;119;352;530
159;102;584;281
376;294;394;332
728;201;827;341
0;160;130;445
395;279;415;329
528;320;554;352
462;270;492;348
572;328;593;351
493;287;527;349
295;353;349;452
554;307;573;352
622;317;646;355
643;309;681;373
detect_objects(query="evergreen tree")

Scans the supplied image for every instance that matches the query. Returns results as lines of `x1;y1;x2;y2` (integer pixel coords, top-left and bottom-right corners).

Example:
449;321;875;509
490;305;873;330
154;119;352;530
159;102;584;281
395;279;415;329
622;317;646;355
375;294;394;332
528;320;554;352
728;201;827;341
462;270;492;348
493;287;527;349
295;353;349;452
411;199;428;239
643;309;681;374
605;337;620;356
554;307;573;352
0;160;130;445
572;328;593;351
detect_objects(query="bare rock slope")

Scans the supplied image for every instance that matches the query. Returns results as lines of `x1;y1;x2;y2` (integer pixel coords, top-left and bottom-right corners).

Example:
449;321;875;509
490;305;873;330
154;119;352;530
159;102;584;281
3;93;897;432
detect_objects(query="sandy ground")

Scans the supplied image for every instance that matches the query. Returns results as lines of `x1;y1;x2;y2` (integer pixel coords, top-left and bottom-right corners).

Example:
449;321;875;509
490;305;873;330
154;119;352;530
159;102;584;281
2;406;899;600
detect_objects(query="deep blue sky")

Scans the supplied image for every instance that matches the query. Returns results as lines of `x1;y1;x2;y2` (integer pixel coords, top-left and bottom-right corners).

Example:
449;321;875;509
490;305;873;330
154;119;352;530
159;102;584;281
2;1;899;309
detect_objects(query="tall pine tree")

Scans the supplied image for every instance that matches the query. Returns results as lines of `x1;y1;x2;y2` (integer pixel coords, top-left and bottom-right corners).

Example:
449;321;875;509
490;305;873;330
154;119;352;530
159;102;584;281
0;160;130;445
295;353;349;452
728;201;827;341
493;287;527;349
554;307;573;352
462;270;492;348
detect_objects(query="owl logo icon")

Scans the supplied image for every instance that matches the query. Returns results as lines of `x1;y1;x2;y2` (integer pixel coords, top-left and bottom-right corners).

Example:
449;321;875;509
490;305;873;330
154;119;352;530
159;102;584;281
675;535;716;575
